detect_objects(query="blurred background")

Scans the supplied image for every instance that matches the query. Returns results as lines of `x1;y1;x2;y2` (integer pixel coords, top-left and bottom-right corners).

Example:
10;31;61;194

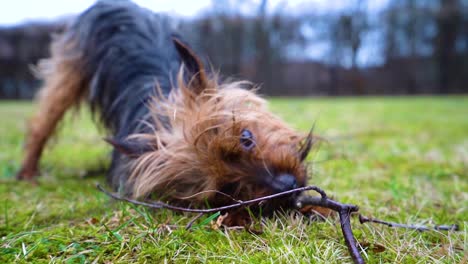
0;0;467;98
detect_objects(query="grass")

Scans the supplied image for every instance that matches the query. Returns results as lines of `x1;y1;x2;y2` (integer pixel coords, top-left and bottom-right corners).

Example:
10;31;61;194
0;96;467;263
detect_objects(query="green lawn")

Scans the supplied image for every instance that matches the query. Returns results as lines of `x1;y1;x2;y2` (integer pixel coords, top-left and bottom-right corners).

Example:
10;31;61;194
0;97;467;263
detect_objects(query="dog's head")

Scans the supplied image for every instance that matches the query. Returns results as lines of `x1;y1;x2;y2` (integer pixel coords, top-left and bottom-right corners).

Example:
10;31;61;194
107;38;315;212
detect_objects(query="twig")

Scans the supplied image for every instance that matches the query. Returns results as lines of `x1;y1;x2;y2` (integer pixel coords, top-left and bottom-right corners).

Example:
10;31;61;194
185;213;204;230
176;190;241;203
97;184;326;214
297;196;459;264
98;184;364;263
358;215;459;232
97;184;459;264
295;195;364;264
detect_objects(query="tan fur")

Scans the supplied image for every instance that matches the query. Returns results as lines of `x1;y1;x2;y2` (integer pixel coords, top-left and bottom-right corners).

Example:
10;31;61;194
17;29;86;180
127;70;309;205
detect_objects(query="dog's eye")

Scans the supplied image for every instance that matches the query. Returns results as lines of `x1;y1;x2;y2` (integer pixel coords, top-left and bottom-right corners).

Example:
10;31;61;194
240;129;255;151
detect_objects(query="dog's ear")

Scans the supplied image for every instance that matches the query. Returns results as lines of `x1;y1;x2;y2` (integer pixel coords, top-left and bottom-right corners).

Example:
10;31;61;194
172;37;208;94
104;138;154;158
298;131;314;162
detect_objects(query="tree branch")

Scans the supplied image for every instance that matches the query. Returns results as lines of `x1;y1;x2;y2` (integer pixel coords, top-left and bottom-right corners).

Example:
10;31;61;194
358;215;459;232
295;195;364;264
96;184;326;214
97;184;459;264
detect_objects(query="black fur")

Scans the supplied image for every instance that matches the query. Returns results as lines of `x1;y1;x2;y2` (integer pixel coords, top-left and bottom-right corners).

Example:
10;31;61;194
69;0;192;191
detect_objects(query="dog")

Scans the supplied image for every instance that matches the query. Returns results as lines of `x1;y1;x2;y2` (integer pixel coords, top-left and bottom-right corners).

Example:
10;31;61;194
16;0;314;223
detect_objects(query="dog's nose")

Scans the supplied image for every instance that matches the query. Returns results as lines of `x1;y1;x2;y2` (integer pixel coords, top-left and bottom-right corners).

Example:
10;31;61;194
272;174;298;192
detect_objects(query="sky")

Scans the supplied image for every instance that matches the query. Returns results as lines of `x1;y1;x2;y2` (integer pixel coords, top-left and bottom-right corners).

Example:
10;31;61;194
0;0;390;26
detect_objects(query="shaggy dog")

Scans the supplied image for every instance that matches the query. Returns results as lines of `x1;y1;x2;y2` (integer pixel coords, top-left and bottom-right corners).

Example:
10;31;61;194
17;0;314;223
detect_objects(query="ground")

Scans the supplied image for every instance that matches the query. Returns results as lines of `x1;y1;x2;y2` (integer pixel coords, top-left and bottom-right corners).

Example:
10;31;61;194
0;97;466;263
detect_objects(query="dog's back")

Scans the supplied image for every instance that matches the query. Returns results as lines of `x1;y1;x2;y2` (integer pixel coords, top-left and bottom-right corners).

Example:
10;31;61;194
67;0;181;136
16;0;185;181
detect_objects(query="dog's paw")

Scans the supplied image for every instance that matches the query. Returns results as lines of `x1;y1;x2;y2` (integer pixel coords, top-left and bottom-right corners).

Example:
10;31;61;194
16;167;39;183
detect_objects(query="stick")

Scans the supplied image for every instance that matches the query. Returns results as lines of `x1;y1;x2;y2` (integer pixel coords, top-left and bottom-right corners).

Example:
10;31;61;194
98;184;364;263
97;184;459;264
358;215;459;232
295;195;364;264
97;184;326;214
185;213;204;230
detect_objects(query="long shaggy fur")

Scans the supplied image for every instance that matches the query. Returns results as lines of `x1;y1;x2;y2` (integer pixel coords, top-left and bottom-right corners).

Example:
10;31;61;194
17;0;314;219
128;77;307;204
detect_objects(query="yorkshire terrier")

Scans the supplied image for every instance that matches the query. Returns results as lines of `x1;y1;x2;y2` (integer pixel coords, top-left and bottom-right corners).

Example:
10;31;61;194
17;0;314;224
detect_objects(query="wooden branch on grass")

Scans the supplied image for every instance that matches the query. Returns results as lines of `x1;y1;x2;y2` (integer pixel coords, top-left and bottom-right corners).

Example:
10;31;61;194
358;214;459;232
96;184;326;214
97;184;458;264
295;195;364;264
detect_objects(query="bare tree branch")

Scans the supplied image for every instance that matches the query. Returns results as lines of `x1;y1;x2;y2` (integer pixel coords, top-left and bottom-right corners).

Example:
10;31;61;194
185;213;204;230
295;195;364;264
97;184;459;264
358;215;459;232
96;184;327;214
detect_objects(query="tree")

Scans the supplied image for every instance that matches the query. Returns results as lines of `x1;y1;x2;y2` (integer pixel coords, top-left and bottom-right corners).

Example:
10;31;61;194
434;0;463;93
